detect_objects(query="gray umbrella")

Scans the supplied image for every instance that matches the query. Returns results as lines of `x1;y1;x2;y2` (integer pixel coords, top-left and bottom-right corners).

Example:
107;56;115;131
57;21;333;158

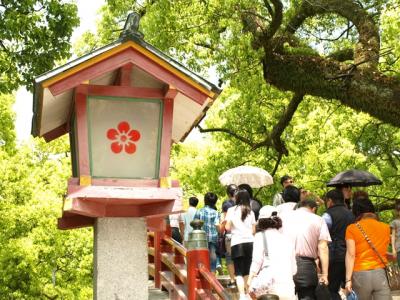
327;169;383;187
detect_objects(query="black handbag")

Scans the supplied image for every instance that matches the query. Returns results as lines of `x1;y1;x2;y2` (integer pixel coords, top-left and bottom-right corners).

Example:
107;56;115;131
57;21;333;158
216;233;226;257
356;222;400;291
315;282;331;300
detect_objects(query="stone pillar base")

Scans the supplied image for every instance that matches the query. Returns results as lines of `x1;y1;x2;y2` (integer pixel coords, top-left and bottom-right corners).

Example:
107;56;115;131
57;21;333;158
94;218;148;299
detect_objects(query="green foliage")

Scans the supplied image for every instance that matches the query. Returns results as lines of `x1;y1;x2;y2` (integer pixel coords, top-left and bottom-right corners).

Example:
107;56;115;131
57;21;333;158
0;0;79;93
0;94;16;153
0;137;93;299
0;94;92;298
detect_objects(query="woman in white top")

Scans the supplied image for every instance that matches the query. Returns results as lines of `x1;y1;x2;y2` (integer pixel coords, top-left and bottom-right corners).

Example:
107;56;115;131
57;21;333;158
247;205;297;300
225;189;256;300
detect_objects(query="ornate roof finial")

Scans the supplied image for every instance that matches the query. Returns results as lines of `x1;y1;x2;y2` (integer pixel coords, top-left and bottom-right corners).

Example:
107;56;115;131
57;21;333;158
119;12;144;41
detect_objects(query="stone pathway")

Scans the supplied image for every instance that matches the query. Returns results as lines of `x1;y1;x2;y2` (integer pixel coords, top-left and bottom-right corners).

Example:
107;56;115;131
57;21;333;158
149;278;400;299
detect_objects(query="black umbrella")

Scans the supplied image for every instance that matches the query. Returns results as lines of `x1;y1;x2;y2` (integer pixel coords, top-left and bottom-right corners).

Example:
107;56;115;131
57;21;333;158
327;169;383;187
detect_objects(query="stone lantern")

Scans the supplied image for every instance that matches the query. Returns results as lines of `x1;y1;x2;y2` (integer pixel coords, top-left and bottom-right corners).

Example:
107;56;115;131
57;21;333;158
31;12;221;299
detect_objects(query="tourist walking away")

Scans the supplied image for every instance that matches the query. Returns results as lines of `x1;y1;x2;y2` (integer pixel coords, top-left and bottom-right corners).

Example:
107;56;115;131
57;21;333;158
322;189;355;300
391;200;400;267
207;198;223;273
238;183;262;220
169;213;183;244
345;192;391;300
282;199;331;300
248;205;297;300
273;175;294;206
182;196;199;245
225;189;256;300
221;184;238;287
194;192;220;274
282;185;301;204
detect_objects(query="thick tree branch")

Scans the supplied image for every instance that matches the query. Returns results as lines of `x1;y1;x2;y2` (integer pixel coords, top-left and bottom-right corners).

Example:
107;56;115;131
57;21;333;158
252;93;304;154
265;0;283;39
197;93;304;156
197;125;255;146
284;0;380;69
271;152;283;177
261;51;400;127
241;0;283;49
263;0;274;17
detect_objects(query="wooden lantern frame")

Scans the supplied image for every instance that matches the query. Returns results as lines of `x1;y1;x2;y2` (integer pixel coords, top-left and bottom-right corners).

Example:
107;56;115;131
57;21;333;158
32;19;221;230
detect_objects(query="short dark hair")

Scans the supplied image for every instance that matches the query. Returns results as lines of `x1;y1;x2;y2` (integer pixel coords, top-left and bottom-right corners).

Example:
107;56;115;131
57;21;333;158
298;199;318;210
280;175;292;186
238;184;253;198
282;185;300;203
325;189;344;205
189;196;199;207
226;184;238;197
352;194;375;218
204;192;218;207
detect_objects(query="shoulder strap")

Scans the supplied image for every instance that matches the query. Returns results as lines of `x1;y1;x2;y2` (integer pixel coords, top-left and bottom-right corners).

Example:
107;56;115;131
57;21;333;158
262;231;269;258
355;222;386;266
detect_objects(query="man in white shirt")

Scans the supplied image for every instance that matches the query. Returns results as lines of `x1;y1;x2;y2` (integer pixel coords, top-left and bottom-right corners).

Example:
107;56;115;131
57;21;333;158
182;196;199;244
281;199;331;300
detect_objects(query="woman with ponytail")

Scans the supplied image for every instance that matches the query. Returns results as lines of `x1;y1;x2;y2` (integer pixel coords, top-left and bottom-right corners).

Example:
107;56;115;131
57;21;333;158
225;189;256;300
247;206;297;300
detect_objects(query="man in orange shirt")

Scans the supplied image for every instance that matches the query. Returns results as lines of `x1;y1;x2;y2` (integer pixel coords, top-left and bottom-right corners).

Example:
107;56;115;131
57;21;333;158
345;193;391;299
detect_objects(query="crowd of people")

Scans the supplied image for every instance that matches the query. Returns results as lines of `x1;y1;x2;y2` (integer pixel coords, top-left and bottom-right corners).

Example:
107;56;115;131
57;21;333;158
171;175;399;300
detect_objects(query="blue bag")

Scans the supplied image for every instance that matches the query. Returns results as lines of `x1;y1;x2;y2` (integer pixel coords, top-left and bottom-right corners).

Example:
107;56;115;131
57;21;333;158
347;291;358;300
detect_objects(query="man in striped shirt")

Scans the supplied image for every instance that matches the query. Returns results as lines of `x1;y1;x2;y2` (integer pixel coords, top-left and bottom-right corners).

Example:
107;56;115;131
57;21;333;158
194;192;220;274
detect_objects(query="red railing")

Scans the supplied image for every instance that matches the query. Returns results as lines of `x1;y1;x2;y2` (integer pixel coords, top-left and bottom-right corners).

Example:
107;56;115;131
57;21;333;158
148;226;230;300
197;264;231;300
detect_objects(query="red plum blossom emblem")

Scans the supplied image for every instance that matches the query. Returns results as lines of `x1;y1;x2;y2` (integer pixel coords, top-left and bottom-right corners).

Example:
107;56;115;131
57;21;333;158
106;121;141;154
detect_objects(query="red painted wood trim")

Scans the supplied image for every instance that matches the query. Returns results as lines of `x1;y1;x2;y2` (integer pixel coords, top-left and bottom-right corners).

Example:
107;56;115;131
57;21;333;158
105;201;174;217
48;48;209;105
49;49;135;96
65;198;175;218
74;85;90;177
153;231;162;288
186;249;211;300
86;84;164;99
70;198;106;217
147;216;166;232
57;215;94;230
117;63;133;86
198;264;229;299
159;98;174;177
131;50;208;105
42;123;68;142
164;86;178;99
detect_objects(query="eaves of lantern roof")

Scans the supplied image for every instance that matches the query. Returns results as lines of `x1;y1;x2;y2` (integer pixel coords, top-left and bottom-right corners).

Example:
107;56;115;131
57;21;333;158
32;13;222;142
33;36;221;95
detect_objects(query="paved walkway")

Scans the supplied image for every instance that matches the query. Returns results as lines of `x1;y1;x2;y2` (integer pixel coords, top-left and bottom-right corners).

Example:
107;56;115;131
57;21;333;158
148;278;400;299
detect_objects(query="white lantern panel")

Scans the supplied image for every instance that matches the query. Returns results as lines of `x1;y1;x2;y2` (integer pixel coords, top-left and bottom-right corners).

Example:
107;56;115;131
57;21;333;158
88;97;162;179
